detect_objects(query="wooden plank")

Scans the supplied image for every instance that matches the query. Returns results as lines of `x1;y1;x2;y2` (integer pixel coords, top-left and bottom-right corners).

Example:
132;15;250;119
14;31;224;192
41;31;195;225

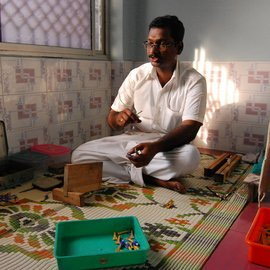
204;153;231;177
52;162;103;206
65;162;102;193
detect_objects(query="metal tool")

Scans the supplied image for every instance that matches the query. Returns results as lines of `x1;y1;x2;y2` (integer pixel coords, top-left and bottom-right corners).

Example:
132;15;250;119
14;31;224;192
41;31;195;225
206;186;237;200
40;194;49;202
19;186;36;193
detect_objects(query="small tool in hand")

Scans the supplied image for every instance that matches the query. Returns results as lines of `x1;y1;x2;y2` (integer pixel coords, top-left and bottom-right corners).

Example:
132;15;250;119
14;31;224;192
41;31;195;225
126;148;142;159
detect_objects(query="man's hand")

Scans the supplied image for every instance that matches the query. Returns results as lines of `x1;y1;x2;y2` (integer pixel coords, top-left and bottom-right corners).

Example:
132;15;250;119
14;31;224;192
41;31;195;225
107;109;141;130
117;108;141;126
126;120;202;167
126;142;158;167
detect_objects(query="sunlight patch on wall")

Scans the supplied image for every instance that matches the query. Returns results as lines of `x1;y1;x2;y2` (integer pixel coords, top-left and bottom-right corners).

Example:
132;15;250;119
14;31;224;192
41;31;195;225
193;47;239;148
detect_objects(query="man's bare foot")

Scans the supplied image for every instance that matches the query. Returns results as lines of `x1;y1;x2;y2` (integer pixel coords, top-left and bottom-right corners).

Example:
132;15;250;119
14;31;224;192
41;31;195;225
143;174;186;193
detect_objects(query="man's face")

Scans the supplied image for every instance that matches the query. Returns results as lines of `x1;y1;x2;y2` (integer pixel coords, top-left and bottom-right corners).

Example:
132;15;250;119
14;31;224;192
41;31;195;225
146;27;180;70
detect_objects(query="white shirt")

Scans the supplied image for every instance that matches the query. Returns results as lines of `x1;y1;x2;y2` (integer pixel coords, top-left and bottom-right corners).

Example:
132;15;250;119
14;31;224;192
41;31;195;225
111;60;207;134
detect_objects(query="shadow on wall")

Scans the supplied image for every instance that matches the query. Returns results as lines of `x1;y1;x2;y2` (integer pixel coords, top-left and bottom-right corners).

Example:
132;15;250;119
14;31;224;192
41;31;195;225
193;48;269;154
110;55;270;155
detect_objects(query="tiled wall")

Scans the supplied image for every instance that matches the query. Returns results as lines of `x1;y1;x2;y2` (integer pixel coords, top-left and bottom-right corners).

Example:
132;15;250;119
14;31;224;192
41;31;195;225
0;57;112;153
0;57;269;154
193;61;270;154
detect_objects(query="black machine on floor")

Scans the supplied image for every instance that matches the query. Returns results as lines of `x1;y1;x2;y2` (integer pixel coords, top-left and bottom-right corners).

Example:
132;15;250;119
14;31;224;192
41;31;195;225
0;120;34;190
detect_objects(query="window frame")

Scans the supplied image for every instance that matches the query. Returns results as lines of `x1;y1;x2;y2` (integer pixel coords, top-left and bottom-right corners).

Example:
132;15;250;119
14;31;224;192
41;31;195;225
0;0;108;60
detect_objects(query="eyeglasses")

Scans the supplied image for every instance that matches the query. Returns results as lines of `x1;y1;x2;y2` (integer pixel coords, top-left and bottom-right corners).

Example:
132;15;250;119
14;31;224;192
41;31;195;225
143;41;177;50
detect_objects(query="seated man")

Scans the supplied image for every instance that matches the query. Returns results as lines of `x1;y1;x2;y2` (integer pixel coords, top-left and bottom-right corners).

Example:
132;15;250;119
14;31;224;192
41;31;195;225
72;15;207;193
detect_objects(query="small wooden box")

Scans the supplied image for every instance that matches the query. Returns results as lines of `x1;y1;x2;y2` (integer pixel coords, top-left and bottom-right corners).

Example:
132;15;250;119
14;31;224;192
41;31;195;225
52;162;103;206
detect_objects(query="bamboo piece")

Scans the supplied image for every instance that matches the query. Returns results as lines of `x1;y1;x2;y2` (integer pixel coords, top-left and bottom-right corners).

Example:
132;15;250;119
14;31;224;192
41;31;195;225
214;154;241;182
204;153;231;177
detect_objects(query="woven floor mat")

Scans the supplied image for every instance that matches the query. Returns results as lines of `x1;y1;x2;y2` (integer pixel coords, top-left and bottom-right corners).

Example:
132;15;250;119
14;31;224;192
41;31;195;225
0;154;251;270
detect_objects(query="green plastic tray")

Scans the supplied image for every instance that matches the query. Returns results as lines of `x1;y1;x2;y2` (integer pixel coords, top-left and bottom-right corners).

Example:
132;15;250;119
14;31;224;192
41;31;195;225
54;216;150;269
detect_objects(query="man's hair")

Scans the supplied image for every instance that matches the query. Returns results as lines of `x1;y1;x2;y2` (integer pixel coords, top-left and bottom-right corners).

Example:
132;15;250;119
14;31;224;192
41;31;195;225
149;15;185;42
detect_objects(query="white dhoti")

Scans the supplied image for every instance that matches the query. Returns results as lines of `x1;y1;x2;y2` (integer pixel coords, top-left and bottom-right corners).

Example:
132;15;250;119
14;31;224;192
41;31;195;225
71;132;200;187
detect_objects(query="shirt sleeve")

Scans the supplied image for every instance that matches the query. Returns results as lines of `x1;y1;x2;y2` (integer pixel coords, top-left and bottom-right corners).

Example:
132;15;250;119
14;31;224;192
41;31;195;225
182;76;207;123
111;70;135;112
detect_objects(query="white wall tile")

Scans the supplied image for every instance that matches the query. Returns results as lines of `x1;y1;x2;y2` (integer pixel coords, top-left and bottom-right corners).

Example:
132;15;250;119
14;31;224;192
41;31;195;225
46;121;78;149
1;57;46;95
83;61;111;90
3;94;49;130
46;59;79;92
47;92;85;124
81;89;110;119
7;127;46;153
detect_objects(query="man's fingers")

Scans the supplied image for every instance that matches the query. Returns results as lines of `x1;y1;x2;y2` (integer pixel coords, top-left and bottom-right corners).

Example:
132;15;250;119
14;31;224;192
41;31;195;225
122;109;141;123
130;113;141;123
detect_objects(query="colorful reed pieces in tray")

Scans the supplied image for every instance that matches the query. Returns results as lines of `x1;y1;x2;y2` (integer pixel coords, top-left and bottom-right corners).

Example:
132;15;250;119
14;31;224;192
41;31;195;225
113;230;140;252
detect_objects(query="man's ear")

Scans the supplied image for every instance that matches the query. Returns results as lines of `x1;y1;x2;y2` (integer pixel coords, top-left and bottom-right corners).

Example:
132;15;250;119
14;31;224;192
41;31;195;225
177;41;184;54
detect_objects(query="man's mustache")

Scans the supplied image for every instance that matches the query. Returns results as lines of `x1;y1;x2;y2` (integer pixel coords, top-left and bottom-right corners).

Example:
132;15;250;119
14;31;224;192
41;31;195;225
148;54;159;58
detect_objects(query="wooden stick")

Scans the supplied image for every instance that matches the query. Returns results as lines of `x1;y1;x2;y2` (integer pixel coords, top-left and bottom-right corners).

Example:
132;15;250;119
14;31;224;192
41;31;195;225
215;154;238;175
204;153;231;177
214;154;241;182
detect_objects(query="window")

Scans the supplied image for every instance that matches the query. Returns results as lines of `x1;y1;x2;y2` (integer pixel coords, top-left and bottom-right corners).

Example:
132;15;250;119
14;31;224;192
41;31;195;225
0;0;106;59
